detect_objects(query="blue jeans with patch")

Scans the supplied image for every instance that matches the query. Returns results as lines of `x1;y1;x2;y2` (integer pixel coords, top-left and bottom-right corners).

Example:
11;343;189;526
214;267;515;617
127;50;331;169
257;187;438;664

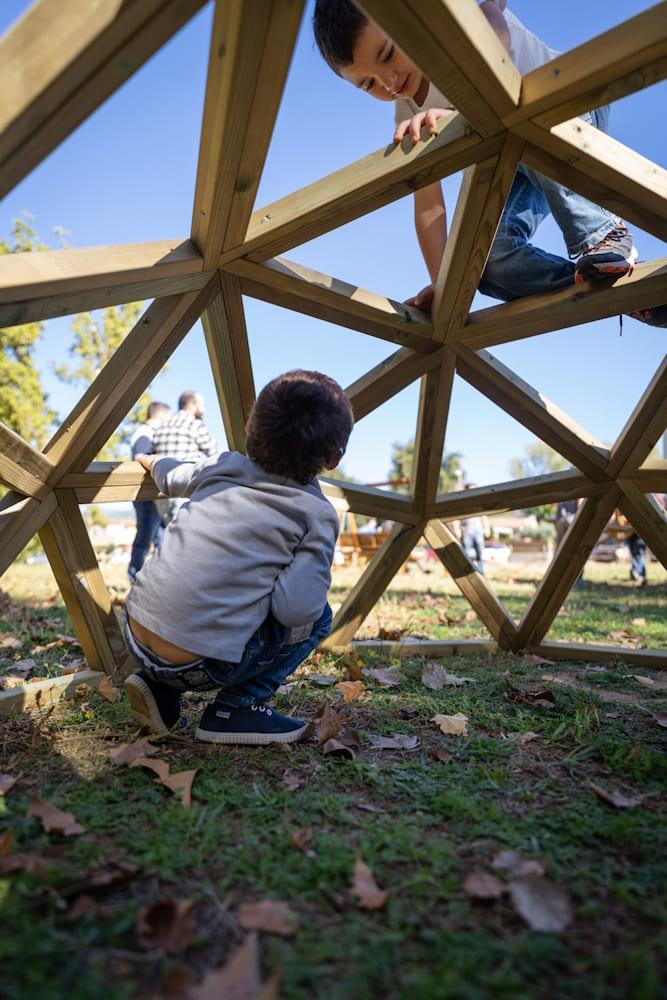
479;107;618;302
125;604;333;708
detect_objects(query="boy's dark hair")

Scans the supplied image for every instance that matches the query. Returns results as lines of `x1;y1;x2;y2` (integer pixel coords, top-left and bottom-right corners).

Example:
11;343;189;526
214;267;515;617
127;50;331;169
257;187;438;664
313;0;368;72
146;401;170;420
246;370;353;484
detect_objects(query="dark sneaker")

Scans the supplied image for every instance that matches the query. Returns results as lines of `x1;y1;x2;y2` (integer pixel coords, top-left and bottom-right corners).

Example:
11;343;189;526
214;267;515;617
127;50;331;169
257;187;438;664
629;305;667;328
575;223;637;283
195;703;309;745
124;670;182;735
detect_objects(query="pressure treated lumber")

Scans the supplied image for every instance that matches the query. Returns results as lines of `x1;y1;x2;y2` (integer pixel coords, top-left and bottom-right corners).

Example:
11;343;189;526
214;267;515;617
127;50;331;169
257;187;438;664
0;668;106;717
318;479;418;524
426;470;603;520
191;0;303;267
630;460;667;492
345;347;440;422
412;352;457;508
201;274;255;453
0;240;207;327
0;0;206;197
607;357;667;479
425;520;517;647
350;639;497;658
508;3;667;129
0;422;53;499
617;480;667;569
0;491;58;578
531;641;667;670
62;462;160;505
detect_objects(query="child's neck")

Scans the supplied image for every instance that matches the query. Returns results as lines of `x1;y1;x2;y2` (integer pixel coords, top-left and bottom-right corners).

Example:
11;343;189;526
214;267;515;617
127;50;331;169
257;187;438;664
414;75;429;106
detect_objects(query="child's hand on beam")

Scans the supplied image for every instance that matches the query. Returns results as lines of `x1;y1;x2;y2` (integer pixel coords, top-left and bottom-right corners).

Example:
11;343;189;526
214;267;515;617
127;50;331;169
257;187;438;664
394;108;449;147
135;453;158;473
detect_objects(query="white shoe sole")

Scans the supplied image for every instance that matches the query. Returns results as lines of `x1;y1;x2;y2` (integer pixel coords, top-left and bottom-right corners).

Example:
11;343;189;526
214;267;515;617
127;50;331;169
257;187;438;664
194;723;309;745
124;674;170;735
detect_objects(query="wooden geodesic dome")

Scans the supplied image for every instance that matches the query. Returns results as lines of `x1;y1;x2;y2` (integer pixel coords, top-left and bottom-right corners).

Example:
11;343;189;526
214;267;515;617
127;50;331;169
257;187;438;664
1;0;666;692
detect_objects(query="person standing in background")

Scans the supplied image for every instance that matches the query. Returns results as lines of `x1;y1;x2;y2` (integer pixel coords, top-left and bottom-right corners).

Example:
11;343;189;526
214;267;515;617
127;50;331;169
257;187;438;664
151;391;219;525
460;484;489;576
128;401;171;582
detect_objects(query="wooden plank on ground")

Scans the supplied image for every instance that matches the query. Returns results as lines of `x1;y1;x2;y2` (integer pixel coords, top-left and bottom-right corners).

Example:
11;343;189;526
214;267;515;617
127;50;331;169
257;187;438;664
38;491;123;677
324;523;424;647
0;491;57;578
456;347;610;481
531;641;667;670
451;257;667;350
222;114;499;262
191;0;303;267
617;479;667;569
346;347;440;422
424;519;517;648
426;470;602;520
349;638;498;658
44;280;219;478
0;669;106;717
607;357;667;479
0;422;53;498
515;488;621;650
508;3;667;129
201;274;255;453
230;256;435;353
318;479;418;524
411;351;457;509
0;0;206;197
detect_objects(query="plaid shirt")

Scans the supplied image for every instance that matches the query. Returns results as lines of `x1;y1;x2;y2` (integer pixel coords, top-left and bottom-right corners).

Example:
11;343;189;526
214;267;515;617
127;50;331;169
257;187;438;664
151;411;218;462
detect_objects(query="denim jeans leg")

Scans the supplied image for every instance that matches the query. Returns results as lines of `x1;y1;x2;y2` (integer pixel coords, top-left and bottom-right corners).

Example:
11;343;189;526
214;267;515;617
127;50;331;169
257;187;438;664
480;171;575;302
129;501;162;577
628;534;646;580
518;108;619;257
210;605;334;708
462;531;484;575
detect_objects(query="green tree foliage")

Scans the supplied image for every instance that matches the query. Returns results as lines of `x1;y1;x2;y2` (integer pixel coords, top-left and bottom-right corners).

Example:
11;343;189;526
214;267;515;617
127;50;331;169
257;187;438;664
0;217;56;447
389;439;464;494
509;441;568;522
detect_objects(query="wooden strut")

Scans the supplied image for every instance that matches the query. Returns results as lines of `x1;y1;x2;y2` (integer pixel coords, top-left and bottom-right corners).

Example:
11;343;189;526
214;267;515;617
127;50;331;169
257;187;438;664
1;0;666;672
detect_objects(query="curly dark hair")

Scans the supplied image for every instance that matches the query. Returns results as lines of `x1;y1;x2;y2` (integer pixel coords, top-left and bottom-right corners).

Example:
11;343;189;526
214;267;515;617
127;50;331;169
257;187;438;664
313;0;368;72
246;370;353;484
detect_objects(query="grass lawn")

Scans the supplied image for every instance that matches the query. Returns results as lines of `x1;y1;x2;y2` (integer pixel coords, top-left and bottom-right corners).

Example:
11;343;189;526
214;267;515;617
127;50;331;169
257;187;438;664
1;562;666;998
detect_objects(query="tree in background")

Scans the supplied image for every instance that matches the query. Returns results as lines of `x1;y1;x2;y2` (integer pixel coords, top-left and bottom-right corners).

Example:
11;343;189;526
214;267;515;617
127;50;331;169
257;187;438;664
389;439;464;495
509;441;568;522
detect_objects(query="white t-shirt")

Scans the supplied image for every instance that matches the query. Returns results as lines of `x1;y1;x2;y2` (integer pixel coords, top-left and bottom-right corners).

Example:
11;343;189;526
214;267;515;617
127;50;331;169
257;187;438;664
395;2;560;123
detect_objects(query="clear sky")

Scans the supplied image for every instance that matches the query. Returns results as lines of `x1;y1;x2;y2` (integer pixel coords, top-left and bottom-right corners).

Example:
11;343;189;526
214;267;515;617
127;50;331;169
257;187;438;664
1;0;665;489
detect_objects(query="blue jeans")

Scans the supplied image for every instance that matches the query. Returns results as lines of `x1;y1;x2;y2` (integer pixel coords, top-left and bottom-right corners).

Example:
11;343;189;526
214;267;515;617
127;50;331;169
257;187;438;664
125;604;333;708
129;501;164;578
462;530;485;575
480;107;618;302
627;534;646;580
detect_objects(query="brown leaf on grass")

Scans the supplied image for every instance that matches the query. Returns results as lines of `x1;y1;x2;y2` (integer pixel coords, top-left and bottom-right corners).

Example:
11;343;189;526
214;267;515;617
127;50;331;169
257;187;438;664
281;770;301;792
632;674;654;688
463;872;506;899
162;769;198;808
69;893;114;919
368;733;419;751
338;729;361;750
130;756;171;781
352;857;387;910
0;634;22;650
631;617;647;627
492;850;547;878
8;658;35;677
608;629;643;648
239;900;299;936
519;731;540;746
508;875;573;932
290;828;315;857
377;626;408;641
522;653;556;666
60;658;86;675
503;673;556;709
185;932;280;1000
136;898;197;954
0;774;17;796
364;666;405;688
432;713;469;736
323;738;355;759
0;850;53;876
429;748;449;764
109;737;159;766
317;704;342;744
421;663;472;688
307;673;336;687
355;801;385;814
26;797;85;836
341;658;363;682
98;676;120;702
336;680;366;703
589;783;642;810
654;713;667;729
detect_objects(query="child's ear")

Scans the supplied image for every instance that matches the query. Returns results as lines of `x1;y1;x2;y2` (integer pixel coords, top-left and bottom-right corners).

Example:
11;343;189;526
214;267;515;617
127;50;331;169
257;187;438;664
323;449;343;471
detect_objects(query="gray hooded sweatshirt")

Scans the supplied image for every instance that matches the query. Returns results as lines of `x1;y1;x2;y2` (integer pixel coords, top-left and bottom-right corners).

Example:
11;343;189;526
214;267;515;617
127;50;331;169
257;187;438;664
125;452;339;662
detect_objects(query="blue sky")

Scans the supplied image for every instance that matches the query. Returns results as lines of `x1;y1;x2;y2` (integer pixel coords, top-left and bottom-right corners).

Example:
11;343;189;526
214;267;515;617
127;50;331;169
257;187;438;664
1;0;665;488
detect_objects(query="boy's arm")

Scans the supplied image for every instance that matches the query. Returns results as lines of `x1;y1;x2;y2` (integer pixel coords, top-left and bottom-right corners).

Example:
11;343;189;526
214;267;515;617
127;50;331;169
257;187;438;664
405;182;447;313
137;453;217;498
270;514;339;628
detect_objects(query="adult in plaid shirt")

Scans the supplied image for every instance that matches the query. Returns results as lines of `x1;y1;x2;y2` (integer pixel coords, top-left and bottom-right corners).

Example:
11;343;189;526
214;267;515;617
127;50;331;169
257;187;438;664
152;391;218;523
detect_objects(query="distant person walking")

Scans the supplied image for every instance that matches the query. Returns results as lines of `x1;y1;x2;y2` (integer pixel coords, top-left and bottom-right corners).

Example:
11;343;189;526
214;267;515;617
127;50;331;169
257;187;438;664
152;391;219;524
128;401;171;582
460;484;489;576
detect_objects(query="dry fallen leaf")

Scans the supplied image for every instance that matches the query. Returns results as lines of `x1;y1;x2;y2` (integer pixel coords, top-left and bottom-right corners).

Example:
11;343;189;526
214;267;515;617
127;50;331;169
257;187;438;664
589;782;642;810
307;673;336;687
136;898;197;954
26;797;85;836
429;748;449;763
130;756;171;782
432;713;469;737
8;658;35;677
336;680;366;703
422;663;472;688
631;617;647;627
0;774;17;796
492;850;547;878
109;737;159;766
503;674;556;709
632;675;654;688
98;676;120;702
364;666;405;688
338;729;361;750
317;704;342;744
519;731;540;746
341;658;363;682
281;770;301;792
368;733;419;751
508;875;573;932
522;653;556;666
463;872;506;899
290;828;315;857
654;713;667;729
0;634;22;650
60;658;86;675
185;932;280;1000
323;738;355;759
162;769;198;808
352;857;387;910
239;900;299;936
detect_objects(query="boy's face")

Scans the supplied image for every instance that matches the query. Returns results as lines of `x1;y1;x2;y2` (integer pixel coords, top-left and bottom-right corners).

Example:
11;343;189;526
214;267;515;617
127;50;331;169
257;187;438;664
338;19;424;103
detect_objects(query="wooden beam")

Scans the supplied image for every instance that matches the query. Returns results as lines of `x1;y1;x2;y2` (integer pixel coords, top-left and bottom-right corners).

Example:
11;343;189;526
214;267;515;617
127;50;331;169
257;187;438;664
515;489;621;650
412;351;457;509
617;479;667;569
607;357;667;479
0;491;57;578
324;522;424;647
425;520;517;648
521;124;667;244
0;422;53;499
349;638;497;658
508;3;667;129
359;0;520;136
0;668;106;717
222;115;500;263
426;470;603;520
44;280;218;478
231;256;435;353
201;273;255;453
61;462;159;504
191;0;303;267
346;347;440;422
39;491;123;677
0;239;207;327
319;479;418;524
629;460;667;492
452;257;667;351
456;347;610;481
0;0;206;197
433;133;524;339
532;641;667;670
